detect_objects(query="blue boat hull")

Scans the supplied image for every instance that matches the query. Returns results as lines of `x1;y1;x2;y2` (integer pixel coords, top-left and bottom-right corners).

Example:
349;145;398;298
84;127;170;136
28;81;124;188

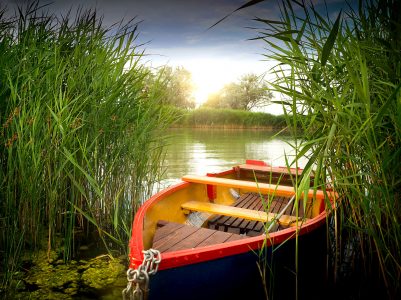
148;225;327;300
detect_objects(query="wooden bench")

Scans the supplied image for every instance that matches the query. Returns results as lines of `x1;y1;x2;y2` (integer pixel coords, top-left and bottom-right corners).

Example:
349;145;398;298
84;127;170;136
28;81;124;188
182;175;325;199
207;193;271;235
181;200;302;227
235;164;314;187
237;163;305;176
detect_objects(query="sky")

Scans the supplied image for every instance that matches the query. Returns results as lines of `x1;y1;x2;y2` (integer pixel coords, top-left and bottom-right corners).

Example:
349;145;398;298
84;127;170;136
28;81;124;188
3;0;354;114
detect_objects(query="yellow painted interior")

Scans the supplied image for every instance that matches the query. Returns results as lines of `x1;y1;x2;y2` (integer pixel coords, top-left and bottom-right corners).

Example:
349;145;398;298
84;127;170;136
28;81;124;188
142;173;327;249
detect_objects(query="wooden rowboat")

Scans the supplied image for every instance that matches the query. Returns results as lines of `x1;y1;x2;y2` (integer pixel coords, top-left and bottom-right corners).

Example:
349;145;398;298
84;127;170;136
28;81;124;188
124;160;336;300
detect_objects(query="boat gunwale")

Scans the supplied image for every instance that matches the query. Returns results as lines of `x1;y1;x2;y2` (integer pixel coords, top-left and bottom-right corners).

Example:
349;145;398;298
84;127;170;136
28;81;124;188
129;168;334;271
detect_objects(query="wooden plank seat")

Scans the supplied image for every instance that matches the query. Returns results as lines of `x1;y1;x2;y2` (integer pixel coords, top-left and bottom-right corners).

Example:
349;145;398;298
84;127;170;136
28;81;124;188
152;220;247;253
235;164;312;186
182;175;325;199
237;163;305;176
181;199;302;227
207;192;267;236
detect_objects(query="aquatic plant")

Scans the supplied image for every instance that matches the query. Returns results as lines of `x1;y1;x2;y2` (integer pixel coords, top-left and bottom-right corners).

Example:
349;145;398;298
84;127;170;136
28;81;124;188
171;107;286;128
0;1;173;288
255;0;401;297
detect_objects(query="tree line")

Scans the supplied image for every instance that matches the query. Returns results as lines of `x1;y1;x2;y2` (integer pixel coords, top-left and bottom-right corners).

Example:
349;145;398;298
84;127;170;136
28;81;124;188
149;66;273;111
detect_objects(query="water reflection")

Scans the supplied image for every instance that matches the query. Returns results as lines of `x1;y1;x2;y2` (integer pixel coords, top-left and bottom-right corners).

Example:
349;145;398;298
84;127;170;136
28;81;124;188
160;128;306;188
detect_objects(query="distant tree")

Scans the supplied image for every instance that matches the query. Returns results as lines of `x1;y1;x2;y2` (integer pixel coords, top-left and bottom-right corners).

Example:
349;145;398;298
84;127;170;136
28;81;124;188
203;92;228;109
202;73;272;111
228;74;272;110
156;66;195;109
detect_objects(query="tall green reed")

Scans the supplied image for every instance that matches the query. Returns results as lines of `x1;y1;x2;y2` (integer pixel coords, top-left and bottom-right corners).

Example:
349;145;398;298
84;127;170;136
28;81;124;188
255;0;400;297
170;106;286;128
0;1;173;287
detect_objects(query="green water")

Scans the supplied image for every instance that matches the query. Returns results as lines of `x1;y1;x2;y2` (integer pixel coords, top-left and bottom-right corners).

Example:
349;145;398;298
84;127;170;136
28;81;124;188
160;128;305;187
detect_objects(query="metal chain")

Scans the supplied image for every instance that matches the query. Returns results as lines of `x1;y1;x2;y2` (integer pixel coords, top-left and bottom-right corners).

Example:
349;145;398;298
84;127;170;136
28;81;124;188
122;249;161;300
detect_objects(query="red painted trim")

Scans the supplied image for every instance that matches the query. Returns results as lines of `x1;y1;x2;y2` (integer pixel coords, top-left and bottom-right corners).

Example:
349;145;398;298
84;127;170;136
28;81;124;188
245;159;270;166
206;173;217;201
129;167;334;271
206;169;235;177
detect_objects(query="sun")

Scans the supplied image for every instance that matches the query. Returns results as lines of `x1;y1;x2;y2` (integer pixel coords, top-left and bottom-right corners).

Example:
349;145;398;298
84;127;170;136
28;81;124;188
184;58;241;106
191;68;228;105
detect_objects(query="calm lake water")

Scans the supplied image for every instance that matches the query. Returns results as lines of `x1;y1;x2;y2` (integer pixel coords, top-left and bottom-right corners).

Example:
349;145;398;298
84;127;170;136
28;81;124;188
159;128;306;188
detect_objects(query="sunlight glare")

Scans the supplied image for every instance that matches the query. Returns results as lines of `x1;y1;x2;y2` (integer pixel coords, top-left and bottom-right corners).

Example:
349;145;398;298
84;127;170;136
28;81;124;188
184;58;247;106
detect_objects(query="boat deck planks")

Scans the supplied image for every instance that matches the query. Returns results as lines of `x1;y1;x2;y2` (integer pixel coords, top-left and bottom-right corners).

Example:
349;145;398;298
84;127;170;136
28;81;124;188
153;222;199;253
209;193;296;235
153;221;184;244
153;221;247;253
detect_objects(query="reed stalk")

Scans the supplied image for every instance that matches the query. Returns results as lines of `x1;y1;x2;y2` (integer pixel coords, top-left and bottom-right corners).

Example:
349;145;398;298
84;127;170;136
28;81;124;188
255;0;401;297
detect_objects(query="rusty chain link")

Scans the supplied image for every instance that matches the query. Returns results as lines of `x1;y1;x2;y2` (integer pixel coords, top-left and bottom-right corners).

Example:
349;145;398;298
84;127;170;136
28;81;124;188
122;249;161;300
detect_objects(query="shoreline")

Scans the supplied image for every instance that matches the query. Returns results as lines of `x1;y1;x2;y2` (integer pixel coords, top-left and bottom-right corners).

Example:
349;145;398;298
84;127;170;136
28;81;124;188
170;124;286;130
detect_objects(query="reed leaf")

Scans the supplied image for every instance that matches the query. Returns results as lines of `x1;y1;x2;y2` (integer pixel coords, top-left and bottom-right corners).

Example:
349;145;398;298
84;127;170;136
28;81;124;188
321;11;341;67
